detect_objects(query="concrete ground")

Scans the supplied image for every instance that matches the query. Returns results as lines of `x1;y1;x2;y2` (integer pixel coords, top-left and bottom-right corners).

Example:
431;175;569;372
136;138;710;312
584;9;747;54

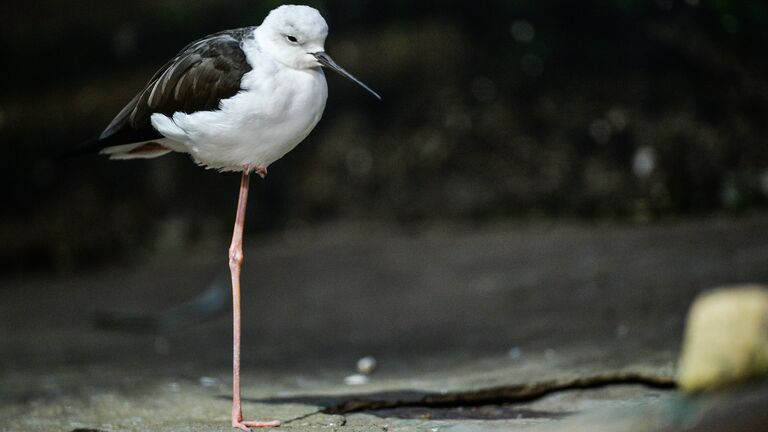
2;215;768;431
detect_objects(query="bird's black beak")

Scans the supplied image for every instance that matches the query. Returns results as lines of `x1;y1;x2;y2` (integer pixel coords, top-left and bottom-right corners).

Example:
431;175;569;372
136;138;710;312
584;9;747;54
313;52;381;100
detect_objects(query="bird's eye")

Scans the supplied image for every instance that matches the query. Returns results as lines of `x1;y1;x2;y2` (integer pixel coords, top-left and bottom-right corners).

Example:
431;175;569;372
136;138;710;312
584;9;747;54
285;35;299;44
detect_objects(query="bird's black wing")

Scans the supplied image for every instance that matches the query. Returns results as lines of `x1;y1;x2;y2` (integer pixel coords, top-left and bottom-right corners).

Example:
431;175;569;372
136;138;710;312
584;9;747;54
89;27;256;151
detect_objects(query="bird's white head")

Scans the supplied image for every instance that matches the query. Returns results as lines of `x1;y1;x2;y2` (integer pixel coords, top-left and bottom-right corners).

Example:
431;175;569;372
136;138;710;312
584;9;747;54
258;5;329;70
256;5;381;99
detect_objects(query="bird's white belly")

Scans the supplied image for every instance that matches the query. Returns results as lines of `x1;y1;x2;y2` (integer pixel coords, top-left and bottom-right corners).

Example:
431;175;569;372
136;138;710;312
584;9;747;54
169;67;328;172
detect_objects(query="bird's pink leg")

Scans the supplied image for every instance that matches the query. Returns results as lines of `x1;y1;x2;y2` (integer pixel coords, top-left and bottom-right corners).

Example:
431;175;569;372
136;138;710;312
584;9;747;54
230;167;280;431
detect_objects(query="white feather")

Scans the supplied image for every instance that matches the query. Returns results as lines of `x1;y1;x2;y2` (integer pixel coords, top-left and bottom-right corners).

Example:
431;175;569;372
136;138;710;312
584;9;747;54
151;113;190;143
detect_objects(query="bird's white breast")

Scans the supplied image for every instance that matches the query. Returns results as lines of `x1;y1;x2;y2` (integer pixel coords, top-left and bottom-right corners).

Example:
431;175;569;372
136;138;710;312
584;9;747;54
167;30;329;171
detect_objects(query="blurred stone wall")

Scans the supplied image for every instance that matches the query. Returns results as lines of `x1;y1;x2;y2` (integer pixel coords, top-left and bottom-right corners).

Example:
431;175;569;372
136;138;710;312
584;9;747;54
1;0;767;273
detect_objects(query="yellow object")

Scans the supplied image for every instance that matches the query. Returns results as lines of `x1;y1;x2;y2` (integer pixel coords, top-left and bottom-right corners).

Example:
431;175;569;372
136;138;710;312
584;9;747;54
677;285;768;393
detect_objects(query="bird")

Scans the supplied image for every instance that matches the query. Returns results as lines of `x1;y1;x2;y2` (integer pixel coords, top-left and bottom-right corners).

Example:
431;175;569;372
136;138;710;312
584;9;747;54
85;5;380;430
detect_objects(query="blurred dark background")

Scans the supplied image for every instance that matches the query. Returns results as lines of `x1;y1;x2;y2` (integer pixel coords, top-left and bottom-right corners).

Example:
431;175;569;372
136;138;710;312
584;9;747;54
2;0;768;275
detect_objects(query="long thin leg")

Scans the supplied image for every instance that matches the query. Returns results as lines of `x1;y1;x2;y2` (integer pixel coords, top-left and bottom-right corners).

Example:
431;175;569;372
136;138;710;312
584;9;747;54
229;168;280;431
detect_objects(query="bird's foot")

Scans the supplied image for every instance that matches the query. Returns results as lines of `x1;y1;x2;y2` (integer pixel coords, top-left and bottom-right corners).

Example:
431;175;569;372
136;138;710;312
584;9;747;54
232;419;281;431
243;164;267;179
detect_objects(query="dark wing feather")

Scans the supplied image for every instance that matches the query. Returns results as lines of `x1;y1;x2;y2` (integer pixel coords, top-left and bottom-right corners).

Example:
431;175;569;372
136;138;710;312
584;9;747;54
94;27;255;150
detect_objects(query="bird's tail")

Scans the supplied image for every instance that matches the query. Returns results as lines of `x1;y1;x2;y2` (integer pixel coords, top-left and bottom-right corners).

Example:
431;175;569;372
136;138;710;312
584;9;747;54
99;142;174;160
58;137;174;160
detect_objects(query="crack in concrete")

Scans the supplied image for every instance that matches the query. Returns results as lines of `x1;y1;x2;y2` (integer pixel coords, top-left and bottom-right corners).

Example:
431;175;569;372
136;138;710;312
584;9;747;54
281;410;350;429
282;409;324;425
321;372;676;414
